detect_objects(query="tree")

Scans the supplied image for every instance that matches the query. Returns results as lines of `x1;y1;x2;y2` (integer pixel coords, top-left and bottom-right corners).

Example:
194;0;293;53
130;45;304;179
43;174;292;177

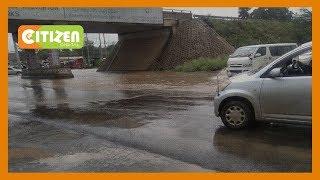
238;7;251;19
298;8;312;20
267;8;293;20
250;8;293;20
250;8;268;19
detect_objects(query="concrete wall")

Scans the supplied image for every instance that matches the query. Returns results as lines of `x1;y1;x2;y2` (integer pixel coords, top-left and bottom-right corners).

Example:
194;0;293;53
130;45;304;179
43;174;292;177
98;29;170;71
9;8;163;24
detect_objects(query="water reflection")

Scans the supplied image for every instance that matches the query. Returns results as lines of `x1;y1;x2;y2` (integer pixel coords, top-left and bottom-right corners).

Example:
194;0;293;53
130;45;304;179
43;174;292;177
52;80;69;109
27;77;202;129
28;80;151;128
30;79;45;109
213;125;311;171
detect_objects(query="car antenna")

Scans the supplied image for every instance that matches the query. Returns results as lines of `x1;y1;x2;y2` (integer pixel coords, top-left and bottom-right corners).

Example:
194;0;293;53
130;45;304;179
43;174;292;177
216;70;220;96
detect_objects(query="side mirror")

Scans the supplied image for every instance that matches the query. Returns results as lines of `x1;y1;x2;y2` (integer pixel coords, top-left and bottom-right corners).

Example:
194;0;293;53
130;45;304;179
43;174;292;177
269;67;282;78
254;53;261;58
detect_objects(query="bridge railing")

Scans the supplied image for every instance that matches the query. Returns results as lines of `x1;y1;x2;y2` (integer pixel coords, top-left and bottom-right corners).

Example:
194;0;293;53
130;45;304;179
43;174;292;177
162;9;192;14
162;10;241;21
193;14;312;22
163;9;193;21
194;14;242;21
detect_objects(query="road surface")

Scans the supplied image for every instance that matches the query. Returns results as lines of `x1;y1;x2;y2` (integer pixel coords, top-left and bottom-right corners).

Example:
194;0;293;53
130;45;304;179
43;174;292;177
9;69;311;172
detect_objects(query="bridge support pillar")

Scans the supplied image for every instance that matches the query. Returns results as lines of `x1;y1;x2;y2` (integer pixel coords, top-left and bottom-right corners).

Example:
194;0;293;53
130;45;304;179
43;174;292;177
19;48;73;79
98;28;171;71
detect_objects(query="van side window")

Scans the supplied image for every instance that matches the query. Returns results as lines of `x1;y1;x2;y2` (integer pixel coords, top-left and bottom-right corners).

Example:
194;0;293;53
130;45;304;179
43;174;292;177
270;46;296;57
256;47;266;56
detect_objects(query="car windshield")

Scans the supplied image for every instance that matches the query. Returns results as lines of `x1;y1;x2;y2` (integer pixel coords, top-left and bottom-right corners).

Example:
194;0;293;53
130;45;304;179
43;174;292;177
230;46;257;57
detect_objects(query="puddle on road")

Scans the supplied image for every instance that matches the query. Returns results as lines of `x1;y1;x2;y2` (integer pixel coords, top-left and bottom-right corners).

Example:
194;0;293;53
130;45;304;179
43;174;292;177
12;69;226;93
96;94;198;110
31;106;147;129
9;147;53;162
213;125;312;169
11;69;218;129
30;92;203;129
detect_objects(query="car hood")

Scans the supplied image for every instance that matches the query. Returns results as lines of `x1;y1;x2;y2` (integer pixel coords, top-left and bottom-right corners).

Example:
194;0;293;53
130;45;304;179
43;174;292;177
229;71;255;82
228;57;251;65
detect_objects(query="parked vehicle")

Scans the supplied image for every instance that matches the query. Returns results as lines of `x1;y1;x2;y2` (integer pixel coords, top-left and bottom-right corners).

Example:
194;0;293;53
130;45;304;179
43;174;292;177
227;43;297;77
214;42;311;129
8;66;22;75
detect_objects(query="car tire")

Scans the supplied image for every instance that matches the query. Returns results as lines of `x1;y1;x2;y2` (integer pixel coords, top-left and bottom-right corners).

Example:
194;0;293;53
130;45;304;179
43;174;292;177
16;72;22;76
220;100;254;129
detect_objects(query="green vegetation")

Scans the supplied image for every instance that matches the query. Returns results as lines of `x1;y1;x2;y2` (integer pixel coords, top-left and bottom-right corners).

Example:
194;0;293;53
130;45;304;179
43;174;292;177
239;8;294;20
206;18;311;48
175;56;228;72
174;8;311;72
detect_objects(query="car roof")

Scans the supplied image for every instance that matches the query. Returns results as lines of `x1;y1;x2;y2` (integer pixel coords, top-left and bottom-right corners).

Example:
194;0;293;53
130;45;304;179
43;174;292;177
239;43;298;48
299;41;312;48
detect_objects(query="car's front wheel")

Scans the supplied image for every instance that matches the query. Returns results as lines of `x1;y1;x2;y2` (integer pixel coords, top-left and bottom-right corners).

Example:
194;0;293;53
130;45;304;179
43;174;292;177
220;100;254;129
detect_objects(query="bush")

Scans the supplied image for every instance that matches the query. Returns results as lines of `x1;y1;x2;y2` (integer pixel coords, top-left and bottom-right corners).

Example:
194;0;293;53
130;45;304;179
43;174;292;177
175;56;228;72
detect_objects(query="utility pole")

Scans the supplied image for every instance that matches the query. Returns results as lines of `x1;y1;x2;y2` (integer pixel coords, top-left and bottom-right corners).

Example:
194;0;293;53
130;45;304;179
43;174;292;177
98;33;103;61
85;33;91;67
103;33;107;58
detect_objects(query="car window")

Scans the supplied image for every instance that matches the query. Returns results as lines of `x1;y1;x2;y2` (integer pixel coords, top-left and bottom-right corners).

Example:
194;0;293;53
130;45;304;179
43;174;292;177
276;50;312;77
269;45;296;57
230;46;257;57
256;47;266;56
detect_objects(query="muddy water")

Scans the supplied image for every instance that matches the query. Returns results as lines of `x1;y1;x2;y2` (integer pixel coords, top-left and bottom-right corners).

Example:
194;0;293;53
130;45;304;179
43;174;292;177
10;69;223;128
17;69;225;92
8;69;311;172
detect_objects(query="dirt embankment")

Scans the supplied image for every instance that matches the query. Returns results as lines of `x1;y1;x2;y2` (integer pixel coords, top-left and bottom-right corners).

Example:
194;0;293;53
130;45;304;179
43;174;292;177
151;19;235;70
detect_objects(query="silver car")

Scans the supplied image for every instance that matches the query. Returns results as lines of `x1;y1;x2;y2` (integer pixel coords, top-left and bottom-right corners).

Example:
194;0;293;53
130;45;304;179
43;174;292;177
214;42;312;129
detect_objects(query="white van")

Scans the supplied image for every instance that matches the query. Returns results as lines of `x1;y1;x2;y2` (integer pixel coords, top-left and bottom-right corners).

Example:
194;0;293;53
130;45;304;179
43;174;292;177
227;43;297;76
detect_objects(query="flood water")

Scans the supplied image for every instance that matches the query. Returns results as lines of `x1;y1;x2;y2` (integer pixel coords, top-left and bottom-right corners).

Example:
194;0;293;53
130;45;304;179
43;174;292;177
8;69;311;172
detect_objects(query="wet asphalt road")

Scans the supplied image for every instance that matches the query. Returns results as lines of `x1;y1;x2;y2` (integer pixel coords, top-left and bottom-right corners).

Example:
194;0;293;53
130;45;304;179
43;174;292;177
9;69;311;172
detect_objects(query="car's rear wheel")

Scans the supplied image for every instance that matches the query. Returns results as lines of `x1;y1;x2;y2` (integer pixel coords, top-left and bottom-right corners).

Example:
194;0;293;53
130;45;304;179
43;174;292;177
220;100;254;129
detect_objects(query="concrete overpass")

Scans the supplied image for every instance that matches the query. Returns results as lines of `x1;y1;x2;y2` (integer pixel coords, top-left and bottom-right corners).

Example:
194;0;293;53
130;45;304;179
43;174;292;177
9;8;234;78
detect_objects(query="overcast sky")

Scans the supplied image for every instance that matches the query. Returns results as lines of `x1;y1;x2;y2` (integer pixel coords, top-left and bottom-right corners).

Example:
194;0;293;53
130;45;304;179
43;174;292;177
8;7;310;52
